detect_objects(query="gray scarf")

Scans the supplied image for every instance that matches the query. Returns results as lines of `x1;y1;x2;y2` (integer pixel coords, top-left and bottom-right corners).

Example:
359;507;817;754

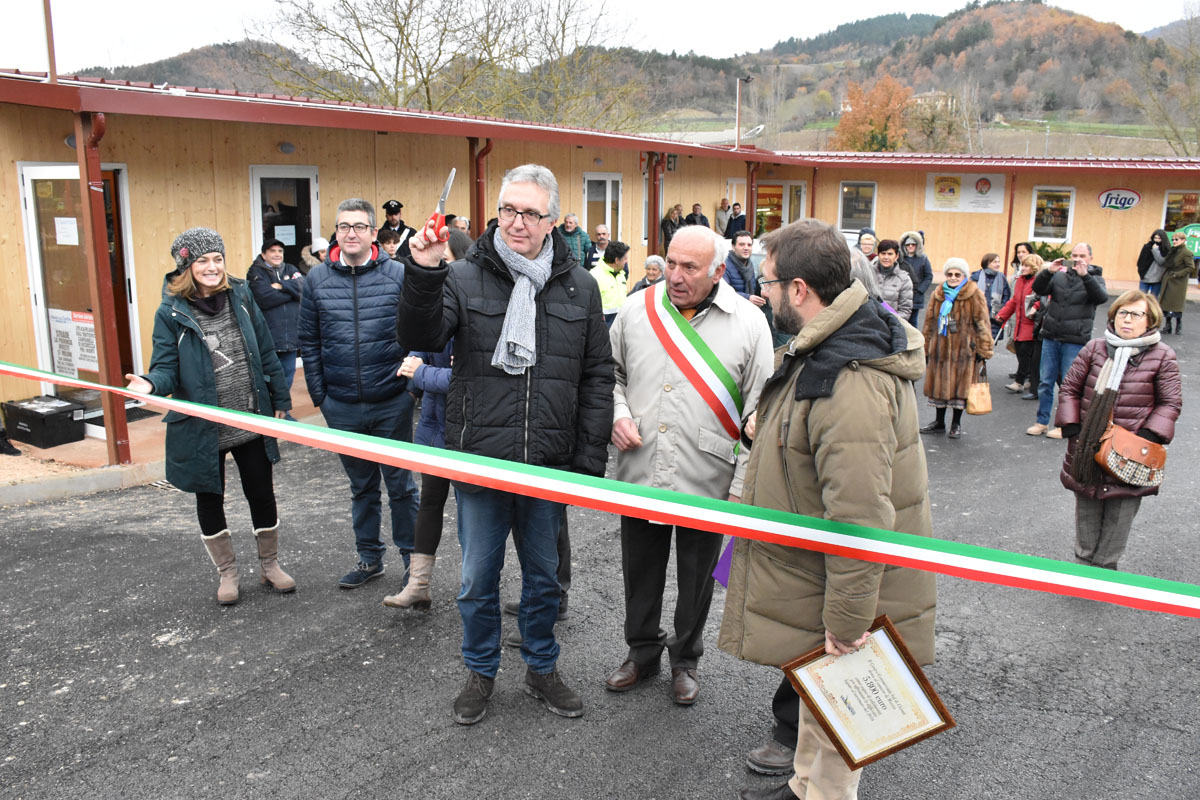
491;229;554;375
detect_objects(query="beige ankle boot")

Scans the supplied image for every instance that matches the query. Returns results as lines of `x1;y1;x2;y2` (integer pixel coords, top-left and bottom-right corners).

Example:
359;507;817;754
254;522;296;593
201;530;240;605
382;553;434;610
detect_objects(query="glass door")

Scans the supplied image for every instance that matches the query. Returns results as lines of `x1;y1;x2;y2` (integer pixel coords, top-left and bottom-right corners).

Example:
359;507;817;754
583;172;622;238
250;166;319;267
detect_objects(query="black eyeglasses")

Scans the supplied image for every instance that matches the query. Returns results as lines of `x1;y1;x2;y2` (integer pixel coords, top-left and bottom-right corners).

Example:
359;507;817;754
1115;309;1147;319
336;222;372;234
758;277;790;291
498;206;552;225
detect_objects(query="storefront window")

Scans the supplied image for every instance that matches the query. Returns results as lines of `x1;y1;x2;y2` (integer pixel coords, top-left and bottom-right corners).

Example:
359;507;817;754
839;182;875;232
1163;191;1200;231
1030;187;1074;241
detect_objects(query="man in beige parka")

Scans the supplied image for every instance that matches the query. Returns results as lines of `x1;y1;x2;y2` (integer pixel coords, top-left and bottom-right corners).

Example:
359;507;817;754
720;219;936;800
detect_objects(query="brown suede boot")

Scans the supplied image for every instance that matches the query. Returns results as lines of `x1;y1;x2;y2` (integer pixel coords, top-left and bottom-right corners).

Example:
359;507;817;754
254;522;296;593
201;530;239;605
382;553;434;610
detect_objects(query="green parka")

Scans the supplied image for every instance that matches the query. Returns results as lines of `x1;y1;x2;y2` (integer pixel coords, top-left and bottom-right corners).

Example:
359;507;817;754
718;281;937;667
1158;243;1196;314
143;279;290;495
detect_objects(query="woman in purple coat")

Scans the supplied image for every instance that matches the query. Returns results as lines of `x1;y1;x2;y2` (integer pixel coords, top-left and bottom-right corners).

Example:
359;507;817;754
1055;290;1182;569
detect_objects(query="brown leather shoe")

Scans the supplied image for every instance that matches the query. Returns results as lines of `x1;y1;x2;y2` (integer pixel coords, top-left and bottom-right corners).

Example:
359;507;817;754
604;659;659;692
671;666;699;705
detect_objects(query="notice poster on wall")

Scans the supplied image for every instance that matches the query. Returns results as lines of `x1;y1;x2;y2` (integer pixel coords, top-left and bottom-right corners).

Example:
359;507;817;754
924;173;1005;214
47;309;98;378
274;225;296;246
54;217;79;246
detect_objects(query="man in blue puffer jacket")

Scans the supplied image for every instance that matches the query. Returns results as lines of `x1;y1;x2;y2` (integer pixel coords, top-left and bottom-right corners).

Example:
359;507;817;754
299;198;420;589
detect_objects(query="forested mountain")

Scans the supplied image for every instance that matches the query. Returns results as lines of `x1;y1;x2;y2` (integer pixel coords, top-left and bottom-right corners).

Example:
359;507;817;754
70;41;310;94
771;14;941;58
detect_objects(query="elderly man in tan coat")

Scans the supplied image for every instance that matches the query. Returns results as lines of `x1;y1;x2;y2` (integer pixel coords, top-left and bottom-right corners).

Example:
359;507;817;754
606;225;774;706
720;219;936;800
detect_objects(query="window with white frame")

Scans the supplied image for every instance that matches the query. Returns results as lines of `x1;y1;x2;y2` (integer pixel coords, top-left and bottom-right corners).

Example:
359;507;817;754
1162;190;1200;231
583;172;621;240
838;182;876;232
1030;186;1075;242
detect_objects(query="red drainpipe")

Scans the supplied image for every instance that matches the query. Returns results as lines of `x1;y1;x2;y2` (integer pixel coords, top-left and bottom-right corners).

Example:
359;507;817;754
73;111;130;465
1003;172;1018;276
471;137;493;236
746;161;760;236
809;167;818;220
649;153;666;255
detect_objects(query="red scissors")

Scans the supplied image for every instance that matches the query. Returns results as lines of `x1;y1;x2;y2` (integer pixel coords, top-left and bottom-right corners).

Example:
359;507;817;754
426;168;456;243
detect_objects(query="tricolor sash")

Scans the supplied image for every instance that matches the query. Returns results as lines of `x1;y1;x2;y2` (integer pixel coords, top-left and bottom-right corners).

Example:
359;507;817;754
644;282;743;439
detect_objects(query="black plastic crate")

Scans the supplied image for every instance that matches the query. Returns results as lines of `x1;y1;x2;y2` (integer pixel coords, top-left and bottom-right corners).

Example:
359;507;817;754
2;395;86;449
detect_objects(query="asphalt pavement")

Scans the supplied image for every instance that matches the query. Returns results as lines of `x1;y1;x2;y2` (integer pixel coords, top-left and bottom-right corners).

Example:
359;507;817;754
3;300;1198;799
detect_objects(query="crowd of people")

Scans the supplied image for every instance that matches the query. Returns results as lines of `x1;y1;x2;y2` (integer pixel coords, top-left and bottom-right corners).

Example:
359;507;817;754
123;168;1190;800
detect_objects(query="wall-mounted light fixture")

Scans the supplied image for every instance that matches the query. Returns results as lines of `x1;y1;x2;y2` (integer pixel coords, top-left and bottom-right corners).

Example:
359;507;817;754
593;158;603;166
64;134;76;148
278;142;296;154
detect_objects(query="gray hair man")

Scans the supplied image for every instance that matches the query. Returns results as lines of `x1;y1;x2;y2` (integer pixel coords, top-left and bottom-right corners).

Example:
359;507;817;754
399;164;614;725
605;224;772;705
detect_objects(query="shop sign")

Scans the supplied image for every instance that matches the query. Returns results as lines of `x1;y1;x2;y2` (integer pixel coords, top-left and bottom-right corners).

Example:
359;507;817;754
1098;188;1140;210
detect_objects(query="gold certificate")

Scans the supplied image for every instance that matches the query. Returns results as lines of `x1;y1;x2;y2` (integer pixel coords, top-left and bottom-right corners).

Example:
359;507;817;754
782;615;955;770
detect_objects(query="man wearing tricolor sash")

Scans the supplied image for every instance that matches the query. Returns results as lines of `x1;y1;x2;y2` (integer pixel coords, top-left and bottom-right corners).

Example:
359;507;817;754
719;219;936;800
605;225;773;706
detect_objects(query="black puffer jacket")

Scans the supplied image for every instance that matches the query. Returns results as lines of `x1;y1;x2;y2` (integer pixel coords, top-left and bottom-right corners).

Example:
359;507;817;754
247;255;304;351
397;225;615;477
298;244;409;406
1031;266;1108;344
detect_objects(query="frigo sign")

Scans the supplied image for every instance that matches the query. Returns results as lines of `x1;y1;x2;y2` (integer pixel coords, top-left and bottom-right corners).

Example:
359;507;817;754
1098;188;1141;211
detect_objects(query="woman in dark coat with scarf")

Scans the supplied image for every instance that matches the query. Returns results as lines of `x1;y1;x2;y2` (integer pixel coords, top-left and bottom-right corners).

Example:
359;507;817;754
920;257;993;439
1056;290;1181;569
126;228;294;605
1136;229;1168;298
1158;230;1196;334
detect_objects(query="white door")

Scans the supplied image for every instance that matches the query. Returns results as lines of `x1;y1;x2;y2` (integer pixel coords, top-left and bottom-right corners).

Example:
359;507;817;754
19;163;141;414
250;165;320;267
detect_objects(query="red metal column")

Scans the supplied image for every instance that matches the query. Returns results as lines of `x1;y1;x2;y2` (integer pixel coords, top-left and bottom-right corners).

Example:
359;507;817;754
648;153;665;255
73;111;130;465
1003;172;1018;276
470;137;493;238
746;161;760;237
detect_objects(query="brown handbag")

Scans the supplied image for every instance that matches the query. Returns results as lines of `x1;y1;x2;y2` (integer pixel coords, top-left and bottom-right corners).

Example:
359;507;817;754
966;362;991;415
1094;423;1167;487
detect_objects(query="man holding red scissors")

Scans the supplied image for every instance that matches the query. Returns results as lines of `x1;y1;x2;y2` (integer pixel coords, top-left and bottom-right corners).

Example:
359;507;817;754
399;164;614;725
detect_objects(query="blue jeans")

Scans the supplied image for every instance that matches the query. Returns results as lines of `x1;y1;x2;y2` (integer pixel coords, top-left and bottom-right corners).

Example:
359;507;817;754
1139;281;1161;298
320;392;419;566
454;487;563;678
1037;338;1083;425
276;350;298;390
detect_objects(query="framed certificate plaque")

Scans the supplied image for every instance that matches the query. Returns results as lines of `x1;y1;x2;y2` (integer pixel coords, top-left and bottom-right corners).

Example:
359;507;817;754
781;615;955;770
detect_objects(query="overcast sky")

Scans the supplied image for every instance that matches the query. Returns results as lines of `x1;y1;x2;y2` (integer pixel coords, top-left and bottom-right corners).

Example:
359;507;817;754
9;0;1192;73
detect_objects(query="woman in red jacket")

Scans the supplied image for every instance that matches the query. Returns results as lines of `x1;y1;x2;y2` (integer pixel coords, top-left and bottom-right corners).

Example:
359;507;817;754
994;253;1043;395
1055;290;1182;570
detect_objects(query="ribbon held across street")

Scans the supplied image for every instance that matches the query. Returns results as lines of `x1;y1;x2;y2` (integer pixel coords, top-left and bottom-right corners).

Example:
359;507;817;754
3;359;1198;620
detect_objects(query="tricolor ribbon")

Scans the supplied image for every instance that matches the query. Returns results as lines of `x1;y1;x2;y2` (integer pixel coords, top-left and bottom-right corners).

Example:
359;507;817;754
3;359;1198;619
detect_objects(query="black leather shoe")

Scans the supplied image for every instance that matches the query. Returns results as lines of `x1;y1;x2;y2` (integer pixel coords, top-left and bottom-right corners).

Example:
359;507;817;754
1021;392;1037;400
738;781;801;800
605;659;659;692
919;421;945;434
947;424;962;439
671;666;699;705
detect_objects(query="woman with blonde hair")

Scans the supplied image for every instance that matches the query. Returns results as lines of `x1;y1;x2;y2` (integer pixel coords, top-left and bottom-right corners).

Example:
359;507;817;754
994;253;1044;395
1056;290;1181;569
126;228;294;605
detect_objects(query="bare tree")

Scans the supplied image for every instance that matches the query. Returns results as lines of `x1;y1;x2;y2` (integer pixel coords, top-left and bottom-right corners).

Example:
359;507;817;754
249;0;656;130
1121;4;1200;156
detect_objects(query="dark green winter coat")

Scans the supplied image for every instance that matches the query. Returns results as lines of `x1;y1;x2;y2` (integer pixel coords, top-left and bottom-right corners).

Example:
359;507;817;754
143;279;290;495
1158;244;1197;314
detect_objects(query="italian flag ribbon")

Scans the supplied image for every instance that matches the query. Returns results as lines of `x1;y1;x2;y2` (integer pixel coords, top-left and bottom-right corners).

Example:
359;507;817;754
3;359;1199;620
644;282;743;439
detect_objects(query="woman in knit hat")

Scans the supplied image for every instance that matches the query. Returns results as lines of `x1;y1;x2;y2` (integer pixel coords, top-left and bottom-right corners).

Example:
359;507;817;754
125;228;295;605
920;257;994;439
